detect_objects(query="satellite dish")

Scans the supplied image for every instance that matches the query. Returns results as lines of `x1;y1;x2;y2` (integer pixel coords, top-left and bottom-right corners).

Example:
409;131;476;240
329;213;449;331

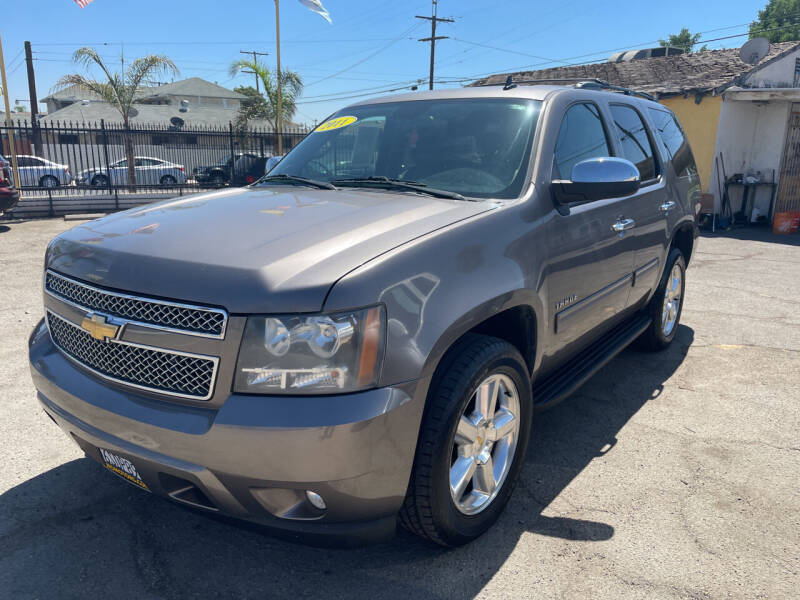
740;38;770;65
128;107;139;118
170;116;185;128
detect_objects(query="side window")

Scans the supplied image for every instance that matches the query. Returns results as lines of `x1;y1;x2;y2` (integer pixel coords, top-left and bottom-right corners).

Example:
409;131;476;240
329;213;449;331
610;104;656;180
552;103;611;180
17;157;32;167
648;108;698;180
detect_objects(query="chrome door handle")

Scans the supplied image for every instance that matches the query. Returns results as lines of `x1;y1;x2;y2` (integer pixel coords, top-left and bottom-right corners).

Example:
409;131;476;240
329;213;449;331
660;201;676;213
612;218;635;233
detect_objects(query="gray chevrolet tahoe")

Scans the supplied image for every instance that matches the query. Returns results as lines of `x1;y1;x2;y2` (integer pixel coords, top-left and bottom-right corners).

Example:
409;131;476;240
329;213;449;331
29;83;699;546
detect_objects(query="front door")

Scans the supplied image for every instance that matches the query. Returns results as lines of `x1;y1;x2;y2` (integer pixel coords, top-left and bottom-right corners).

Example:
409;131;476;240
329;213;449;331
775;103;800;216
607;103;671;306
543;102;637;367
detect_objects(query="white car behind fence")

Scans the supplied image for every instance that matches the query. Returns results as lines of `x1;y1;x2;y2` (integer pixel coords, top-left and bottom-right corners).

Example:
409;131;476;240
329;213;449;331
12;155;72;188
77;157;187;187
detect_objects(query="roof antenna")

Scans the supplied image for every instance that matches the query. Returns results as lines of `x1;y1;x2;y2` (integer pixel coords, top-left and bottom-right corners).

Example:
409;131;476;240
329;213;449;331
503;75;517;91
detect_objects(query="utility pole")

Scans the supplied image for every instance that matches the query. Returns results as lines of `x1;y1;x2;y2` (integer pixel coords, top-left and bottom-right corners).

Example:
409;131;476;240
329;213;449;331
416;0;453;90
0;31;20;187
24;41;42;156
274;0;283;155
239;50;269;92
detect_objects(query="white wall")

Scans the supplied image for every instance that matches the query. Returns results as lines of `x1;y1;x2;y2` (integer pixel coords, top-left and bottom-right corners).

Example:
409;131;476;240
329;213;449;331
708;98;789;217
745;47;800;88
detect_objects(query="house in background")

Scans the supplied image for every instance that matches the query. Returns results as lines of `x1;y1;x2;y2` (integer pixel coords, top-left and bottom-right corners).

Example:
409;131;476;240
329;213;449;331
474;41;800;224
40;77;246;124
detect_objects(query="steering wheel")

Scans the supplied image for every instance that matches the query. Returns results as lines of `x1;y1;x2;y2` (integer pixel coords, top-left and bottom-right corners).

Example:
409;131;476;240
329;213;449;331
305;159;332;178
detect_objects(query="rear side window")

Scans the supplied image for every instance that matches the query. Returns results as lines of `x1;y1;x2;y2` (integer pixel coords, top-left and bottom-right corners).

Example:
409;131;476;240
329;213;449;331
648;108;698;179
552;103;611;180
610;104;656;180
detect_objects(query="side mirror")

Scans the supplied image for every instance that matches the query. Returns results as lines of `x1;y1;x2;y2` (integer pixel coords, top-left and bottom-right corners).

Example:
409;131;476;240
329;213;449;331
552;157;640;205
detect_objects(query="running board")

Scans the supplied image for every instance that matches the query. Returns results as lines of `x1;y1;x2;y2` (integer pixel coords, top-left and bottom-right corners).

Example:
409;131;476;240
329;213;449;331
533;314;652;411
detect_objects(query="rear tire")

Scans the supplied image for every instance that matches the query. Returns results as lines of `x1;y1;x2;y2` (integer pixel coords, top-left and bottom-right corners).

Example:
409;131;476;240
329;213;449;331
160;174;177;186
637;247;686;351
39;175;59;188
400;334;533;546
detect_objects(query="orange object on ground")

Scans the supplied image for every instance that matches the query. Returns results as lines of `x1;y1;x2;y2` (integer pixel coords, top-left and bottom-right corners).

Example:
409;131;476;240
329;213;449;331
773;211;800;234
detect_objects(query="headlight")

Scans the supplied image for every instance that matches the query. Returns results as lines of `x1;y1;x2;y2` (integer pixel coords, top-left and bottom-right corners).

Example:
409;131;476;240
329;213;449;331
234;305;385;394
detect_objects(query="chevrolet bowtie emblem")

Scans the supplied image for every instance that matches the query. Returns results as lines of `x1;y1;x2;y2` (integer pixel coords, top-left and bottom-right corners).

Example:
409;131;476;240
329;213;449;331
81;313;120;341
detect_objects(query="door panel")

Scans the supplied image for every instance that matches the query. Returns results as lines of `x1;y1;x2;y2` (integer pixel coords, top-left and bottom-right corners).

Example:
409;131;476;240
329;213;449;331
545;197;637;359
607;103;670;306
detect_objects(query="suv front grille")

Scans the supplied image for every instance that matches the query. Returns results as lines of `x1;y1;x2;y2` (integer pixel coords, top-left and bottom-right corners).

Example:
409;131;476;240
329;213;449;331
45;271;227;338
46;311;218;400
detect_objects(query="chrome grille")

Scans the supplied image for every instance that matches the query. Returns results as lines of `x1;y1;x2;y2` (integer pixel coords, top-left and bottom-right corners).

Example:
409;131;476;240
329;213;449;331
46;312;217;400
45;271;227;338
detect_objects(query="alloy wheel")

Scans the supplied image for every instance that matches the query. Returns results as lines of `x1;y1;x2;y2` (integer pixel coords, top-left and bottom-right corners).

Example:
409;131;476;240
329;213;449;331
661;263;683;336
450;373;520;515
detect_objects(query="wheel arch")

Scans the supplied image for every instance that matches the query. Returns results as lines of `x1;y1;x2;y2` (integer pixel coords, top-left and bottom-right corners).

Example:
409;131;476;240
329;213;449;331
420;294;541;387
670;218;696;265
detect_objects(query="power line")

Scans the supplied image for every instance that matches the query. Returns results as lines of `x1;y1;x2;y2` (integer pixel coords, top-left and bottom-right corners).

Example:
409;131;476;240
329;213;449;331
416;0;454;90
304;22;423;88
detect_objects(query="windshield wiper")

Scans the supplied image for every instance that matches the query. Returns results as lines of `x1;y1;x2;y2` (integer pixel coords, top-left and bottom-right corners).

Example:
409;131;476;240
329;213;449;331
331;176;470;201
256;174;337;190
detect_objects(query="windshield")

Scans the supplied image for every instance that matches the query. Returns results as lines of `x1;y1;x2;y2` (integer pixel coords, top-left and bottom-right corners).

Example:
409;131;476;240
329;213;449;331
269;98;542;199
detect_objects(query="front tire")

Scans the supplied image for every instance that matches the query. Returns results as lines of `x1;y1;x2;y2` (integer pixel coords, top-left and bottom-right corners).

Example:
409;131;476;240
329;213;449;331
637;247;686;351
91;174;109;187
400;334;533;546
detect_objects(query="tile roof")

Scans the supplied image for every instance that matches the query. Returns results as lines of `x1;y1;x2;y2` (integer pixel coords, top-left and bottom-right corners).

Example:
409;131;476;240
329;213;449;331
471;42;800;97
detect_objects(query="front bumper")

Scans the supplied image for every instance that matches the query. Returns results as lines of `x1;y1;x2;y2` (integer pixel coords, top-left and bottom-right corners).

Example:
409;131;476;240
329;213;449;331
28;319;425;545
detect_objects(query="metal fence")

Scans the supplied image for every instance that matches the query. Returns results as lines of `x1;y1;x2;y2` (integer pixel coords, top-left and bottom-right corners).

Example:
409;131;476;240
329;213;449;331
0;119;308;217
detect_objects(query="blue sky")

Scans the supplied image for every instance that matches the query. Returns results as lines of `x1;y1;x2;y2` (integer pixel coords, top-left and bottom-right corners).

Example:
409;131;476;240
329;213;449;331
3;0;766;125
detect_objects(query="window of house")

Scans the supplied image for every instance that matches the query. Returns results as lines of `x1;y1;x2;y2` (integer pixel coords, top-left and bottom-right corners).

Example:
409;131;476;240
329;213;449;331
610;104;656;180
794;58;800;87
552;103;611;180
58;134;79;145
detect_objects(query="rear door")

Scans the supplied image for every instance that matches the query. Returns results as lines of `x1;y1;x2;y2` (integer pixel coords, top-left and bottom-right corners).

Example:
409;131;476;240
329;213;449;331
607;103;671;306
544;101;637;363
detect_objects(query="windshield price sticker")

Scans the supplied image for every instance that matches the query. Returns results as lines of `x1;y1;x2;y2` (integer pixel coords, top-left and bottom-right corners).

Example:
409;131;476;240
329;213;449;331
315;116;357;132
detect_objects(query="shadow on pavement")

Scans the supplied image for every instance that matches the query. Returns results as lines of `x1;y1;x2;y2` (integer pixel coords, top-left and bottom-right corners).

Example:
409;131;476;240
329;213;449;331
0;326;693;600
701;226;800;246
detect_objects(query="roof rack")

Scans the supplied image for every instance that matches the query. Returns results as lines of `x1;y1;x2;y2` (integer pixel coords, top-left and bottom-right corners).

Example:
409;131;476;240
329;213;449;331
481;76;657;102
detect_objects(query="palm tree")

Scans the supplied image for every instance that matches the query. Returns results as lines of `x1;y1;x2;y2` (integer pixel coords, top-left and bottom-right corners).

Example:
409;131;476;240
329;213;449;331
229;60;303;137
55;47;178;185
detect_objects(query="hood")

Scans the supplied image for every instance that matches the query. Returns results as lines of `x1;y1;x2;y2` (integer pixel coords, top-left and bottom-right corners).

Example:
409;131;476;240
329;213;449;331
47;186;493;313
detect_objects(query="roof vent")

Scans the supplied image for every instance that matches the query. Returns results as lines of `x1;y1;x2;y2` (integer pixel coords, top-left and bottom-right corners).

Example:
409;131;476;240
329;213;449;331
609;47;684;62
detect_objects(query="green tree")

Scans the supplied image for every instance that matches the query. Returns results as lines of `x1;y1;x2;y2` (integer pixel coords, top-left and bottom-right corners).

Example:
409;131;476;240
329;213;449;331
750;0;800;42
659;28;707;53
55;47;178;184
229;60;303;135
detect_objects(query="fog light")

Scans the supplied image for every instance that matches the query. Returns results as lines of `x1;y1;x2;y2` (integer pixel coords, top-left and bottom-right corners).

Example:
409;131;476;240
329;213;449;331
305;490;326;510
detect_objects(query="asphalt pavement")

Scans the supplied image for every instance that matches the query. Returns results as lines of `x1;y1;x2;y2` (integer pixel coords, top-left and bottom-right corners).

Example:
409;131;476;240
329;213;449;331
1;218;798;599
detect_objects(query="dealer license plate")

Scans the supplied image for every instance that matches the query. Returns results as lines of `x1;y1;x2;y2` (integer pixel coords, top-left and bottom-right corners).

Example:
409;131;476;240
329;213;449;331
98;448;149;491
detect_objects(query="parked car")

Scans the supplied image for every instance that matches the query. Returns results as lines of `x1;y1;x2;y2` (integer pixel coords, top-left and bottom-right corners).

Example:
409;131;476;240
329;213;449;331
193;153;268;186
265;155;283;173
29;84;699;547
11;154;71;188
0;155;20;214
77;157;186;187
